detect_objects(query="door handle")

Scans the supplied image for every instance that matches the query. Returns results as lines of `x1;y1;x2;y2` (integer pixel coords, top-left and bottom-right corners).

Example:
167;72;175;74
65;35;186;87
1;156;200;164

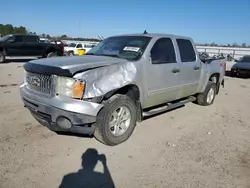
172;68;180;73
194;66;200;70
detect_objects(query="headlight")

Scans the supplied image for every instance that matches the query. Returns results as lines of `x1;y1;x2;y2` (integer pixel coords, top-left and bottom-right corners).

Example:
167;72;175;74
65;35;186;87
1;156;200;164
23;70;27;83
56;76;85;99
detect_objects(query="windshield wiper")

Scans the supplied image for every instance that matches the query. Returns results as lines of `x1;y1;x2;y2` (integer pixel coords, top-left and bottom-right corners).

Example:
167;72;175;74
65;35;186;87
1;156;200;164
101;54;120;58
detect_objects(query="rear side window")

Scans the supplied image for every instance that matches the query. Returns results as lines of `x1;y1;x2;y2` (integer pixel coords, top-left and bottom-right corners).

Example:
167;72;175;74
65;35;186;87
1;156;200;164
25;36;38;42
151;38;176;64
176;39;196;62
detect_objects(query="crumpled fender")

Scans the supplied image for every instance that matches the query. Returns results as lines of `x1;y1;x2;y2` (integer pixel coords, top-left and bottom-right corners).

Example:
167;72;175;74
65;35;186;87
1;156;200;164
73;62;137;98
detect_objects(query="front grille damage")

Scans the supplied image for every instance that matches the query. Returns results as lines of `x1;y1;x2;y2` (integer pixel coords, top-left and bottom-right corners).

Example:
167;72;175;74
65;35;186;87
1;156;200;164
25;71;54;95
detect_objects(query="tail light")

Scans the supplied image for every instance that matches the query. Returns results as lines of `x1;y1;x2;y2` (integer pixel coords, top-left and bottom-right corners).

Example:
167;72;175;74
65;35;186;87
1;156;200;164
220;63;226;73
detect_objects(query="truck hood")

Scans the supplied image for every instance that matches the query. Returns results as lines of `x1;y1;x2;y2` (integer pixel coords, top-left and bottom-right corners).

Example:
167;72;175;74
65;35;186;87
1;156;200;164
233;62;250;70
23;55;128;77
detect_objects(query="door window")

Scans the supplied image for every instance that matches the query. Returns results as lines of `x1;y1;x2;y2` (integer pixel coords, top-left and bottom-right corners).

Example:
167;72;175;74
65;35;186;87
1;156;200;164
8;36;23;43
25;36;38;42
14;36;24;42
176;39;196;62
151;38;176;64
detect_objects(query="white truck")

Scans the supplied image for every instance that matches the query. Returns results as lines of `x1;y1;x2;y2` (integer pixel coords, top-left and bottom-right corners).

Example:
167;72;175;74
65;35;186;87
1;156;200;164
64;42;98;56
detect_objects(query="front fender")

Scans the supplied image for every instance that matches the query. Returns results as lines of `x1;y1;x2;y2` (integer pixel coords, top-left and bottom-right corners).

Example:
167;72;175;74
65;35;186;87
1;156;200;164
73;62;138;98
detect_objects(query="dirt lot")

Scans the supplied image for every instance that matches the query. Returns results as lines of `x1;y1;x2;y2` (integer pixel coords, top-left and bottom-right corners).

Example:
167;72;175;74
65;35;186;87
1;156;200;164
0;61;250;188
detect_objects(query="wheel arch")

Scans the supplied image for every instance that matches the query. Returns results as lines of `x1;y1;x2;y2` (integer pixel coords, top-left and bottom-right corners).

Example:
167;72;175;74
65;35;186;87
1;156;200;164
46;46;57;54
103;84;142;122
209;73;220;94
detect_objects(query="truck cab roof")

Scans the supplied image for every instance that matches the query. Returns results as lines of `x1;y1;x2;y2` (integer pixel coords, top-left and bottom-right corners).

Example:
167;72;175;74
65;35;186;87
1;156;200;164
111;33;193;41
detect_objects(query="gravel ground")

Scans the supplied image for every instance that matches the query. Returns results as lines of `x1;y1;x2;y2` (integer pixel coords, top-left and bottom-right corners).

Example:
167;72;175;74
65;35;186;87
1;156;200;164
0;61;250;188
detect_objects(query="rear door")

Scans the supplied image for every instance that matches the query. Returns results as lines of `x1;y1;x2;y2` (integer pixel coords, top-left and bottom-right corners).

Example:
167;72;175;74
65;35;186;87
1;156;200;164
176;38;201;98
24;35;43;56
5;35;25;56
145;37;181;107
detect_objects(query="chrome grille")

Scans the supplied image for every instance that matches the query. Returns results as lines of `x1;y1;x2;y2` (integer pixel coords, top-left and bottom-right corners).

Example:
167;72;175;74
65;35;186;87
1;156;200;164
26;71;54;95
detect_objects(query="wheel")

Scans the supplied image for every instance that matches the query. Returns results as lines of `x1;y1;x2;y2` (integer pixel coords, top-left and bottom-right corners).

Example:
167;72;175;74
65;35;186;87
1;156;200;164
230;69;237;77
94;94;137;146
231;71;236;77
68;51;74;56
196;81;217;106
47;52;57;58
0;52;6;63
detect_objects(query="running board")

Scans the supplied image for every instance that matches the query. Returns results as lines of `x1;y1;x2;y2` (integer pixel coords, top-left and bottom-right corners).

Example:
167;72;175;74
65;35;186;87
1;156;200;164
142;96;196;117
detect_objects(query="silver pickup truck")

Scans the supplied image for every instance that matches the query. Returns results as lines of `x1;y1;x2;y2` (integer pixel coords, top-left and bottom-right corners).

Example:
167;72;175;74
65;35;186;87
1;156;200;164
20;33;225;146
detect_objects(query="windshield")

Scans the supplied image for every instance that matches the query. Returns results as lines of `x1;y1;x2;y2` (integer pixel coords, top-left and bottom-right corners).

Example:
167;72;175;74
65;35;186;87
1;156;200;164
0;34;12;41
86;36;152;60
68;43;76;47
240;56;250;63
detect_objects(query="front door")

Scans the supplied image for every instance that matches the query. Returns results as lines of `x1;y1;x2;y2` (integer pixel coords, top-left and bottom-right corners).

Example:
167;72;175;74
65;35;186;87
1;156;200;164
5;35;25;56
145;37;181;108
176;38;201;98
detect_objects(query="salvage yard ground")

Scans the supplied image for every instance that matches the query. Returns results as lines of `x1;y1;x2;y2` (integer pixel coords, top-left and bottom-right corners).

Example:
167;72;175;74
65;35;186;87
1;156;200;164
0;61;250;188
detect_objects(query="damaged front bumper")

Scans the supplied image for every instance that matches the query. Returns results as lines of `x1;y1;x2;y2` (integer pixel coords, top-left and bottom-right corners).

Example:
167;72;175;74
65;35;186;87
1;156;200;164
20;84;103;135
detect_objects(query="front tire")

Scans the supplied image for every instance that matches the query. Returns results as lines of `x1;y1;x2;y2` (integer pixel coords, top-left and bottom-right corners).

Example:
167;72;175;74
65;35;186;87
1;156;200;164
196;81;217;106
0;52;6;63
231;70;237;77
94;94;137;146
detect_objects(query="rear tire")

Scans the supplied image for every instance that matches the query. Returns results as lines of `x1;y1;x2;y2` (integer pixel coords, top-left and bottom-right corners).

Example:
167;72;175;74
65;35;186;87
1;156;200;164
94;94;137;146
47;52;57;58
68;51;74;56
196;81;217;106
0;52;6;63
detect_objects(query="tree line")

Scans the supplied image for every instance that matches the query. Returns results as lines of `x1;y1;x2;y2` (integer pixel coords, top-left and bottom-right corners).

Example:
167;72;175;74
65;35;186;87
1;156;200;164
1;24;250;47
197;42;250;48
0;24;100;42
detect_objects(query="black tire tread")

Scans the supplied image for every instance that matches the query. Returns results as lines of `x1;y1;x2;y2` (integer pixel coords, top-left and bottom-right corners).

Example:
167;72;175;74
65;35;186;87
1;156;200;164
47;52;57;58
196;81;217;106
94;94;137;146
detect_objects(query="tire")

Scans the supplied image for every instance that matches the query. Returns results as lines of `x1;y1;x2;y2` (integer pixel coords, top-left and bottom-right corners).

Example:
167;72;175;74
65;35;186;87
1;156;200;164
68;51;74;56
196;81;217;106
94;94;137;146
0;52;6;63
47;52;57;58
231;70;237;77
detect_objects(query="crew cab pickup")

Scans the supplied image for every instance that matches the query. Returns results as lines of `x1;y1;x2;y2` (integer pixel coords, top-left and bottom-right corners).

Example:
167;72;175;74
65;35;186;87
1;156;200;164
20;33;225;146
0;34;64;63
